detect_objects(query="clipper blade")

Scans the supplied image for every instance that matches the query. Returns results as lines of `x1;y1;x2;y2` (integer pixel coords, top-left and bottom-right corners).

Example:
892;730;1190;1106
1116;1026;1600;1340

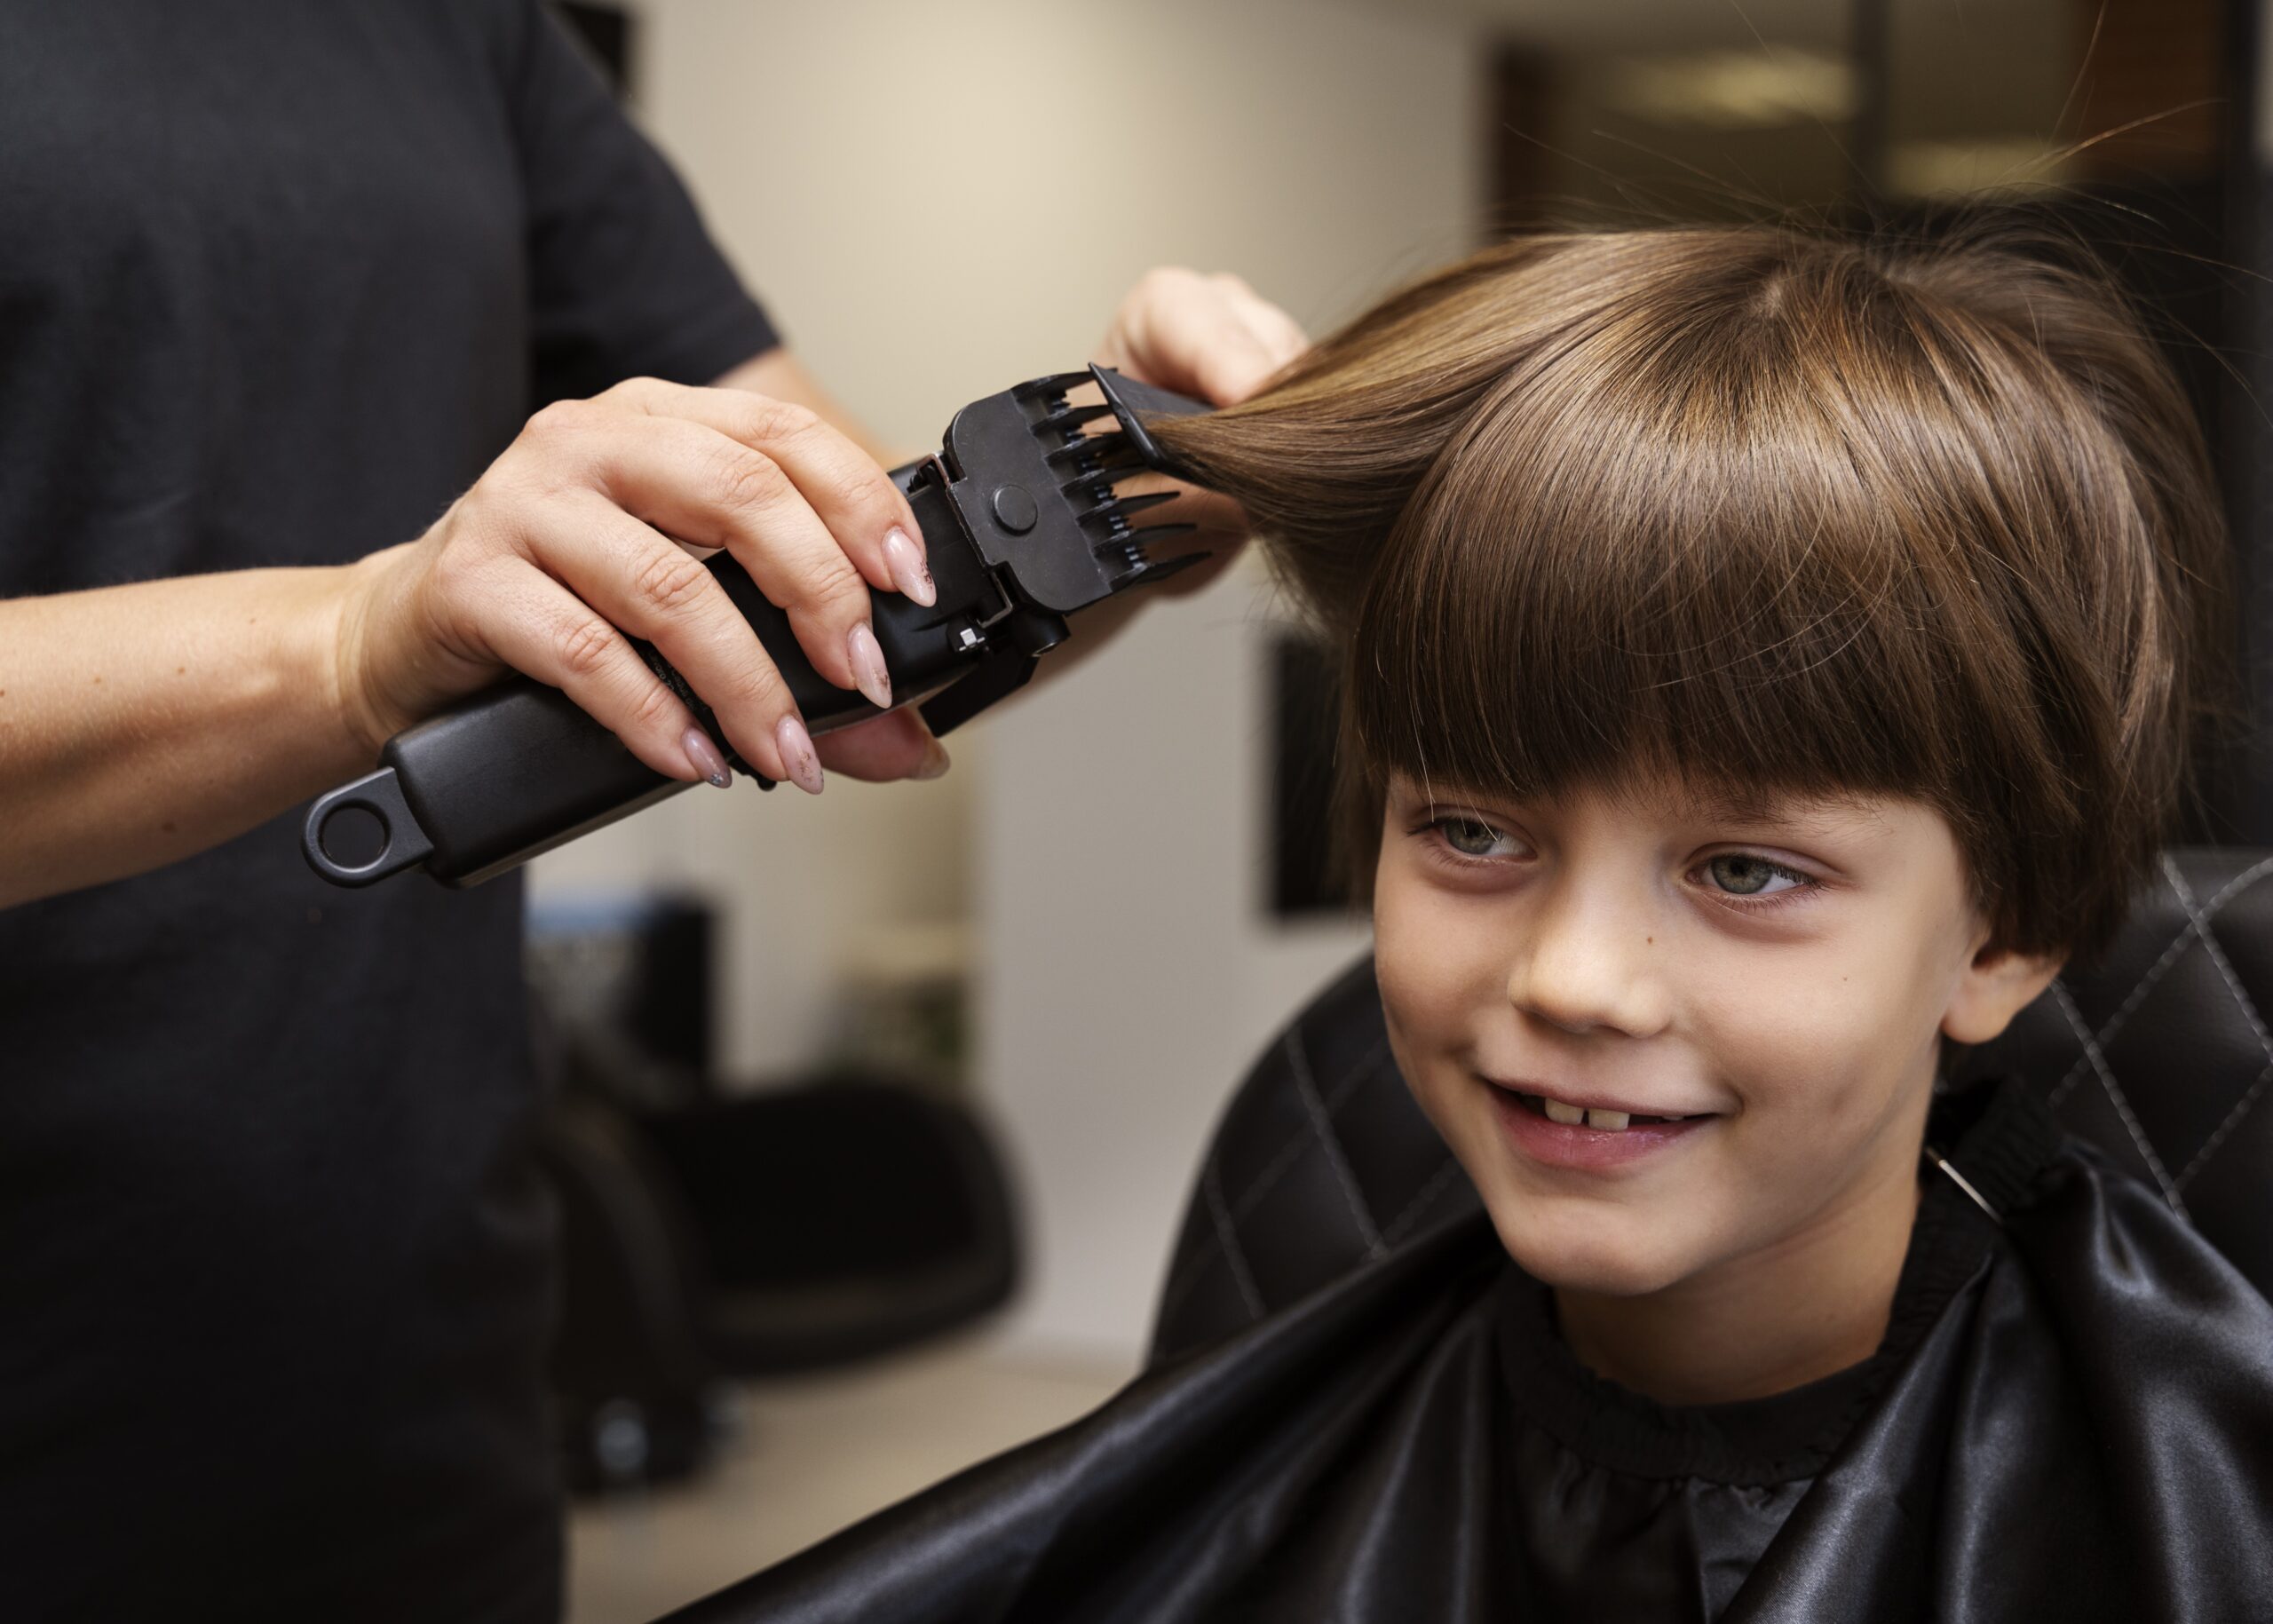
940;363;1209;617
1031;379;1202;585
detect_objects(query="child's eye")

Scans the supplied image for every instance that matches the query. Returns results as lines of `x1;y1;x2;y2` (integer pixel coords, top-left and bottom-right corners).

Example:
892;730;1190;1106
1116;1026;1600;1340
1699;852;1810;898
1432;816;1521;860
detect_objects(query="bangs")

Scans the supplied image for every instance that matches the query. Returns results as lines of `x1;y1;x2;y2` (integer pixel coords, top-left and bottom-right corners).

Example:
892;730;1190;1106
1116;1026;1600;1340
1152;223;2222;960
1349;271;2058;847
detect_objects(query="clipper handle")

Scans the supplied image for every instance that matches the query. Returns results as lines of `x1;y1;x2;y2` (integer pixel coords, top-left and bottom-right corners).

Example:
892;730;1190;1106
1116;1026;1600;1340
302;467;994;888
301;680;685;888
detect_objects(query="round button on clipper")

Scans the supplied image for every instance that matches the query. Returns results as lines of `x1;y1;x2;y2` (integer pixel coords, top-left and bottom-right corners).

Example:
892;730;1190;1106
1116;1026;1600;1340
991;483;1038;534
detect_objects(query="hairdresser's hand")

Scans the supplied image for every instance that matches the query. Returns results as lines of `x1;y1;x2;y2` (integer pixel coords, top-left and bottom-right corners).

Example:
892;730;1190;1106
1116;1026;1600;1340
1098;265;1310;410
335;376;942;796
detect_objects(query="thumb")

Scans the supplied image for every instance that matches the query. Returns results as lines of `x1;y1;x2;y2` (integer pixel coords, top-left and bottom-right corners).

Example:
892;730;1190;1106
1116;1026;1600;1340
812;707;952;784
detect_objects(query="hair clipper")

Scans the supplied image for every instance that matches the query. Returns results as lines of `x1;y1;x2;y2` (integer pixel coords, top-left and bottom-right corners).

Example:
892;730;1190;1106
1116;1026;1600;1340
300;365;1208;888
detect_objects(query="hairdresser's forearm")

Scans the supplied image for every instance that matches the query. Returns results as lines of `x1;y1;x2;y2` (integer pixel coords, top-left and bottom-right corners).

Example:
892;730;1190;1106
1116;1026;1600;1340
0;566;368;907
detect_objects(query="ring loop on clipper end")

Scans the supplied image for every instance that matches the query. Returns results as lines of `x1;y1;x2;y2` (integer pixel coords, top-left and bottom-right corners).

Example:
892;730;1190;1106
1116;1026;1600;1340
634;638;776;791
301;765;437;885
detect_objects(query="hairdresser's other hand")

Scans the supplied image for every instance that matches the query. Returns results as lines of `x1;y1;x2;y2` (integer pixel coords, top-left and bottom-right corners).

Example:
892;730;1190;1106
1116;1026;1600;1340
335;376;936;796
1086;267;1307;612
1097;265;1310;409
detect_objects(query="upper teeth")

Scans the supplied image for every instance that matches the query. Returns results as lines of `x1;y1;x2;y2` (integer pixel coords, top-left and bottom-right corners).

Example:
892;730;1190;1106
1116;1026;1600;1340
1542;1098;1631;1131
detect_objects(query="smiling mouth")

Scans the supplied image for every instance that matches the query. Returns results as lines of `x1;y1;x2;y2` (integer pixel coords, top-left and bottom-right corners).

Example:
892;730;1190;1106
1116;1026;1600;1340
1502;1092;1706;1133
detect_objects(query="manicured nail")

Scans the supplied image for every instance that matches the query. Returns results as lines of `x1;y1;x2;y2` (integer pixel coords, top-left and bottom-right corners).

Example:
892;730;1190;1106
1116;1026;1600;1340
911;738;952;780
775;714;824;795
882;527;936;607
681;725;733;788
847;621;892;709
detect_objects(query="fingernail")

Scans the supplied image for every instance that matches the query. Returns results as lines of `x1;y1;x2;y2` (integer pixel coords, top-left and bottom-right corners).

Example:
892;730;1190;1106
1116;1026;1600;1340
847;621;892;709
681;725;733;789
912;738;952;780
775;713;824;795
882;527;936;607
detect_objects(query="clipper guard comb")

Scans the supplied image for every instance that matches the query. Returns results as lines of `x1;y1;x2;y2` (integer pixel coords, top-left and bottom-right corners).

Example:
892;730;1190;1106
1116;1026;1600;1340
301;366;1210;888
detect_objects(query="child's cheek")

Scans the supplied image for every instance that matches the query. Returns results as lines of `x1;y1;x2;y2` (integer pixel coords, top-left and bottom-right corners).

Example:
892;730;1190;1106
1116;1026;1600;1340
1371;857;1507;1046
1688;955;1936;1216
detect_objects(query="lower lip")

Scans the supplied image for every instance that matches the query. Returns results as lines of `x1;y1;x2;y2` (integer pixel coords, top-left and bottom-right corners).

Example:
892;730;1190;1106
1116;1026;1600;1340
1488;1088;1715;1172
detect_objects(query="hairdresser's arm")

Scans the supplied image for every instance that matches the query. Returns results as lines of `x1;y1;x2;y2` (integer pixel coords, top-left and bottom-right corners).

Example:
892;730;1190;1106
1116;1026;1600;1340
0;569;377;907
0;273;1301;908
0;375;931;908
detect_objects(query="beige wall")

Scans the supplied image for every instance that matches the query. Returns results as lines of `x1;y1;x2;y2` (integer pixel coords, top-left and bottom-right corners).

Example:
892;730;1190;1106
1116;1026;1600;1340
533;0;1482;1363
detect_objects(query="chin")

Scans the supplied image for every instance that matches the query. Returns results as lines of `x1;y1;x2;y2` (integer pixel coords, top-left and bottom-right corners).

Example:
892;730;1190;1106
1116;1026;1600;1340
1484;1203;1694;1297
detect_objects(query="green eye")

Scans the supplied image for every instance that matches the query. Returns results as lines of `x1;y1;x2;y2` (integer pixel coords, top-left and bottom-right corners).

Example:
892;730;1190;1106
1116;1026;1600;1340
1440;817;1509;858
1705;853;1802;896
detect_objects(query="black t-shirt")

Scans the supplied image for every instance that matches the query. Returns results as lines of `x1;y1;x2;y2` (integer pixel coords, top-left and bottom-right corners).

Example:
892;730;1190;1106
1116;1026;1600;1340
0;5;776;1619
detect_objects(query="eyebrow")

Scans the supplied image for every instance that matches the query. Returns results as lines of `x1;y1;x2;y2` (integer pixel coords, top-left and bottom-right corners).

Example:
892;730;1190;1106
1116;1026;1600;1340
1390;774;1889;840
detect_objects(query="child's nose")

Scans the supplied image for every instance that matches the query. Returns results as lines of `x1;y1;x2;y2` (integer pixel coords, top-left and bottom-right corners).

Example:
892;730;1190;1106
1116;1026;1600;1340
1503;881;1672;1040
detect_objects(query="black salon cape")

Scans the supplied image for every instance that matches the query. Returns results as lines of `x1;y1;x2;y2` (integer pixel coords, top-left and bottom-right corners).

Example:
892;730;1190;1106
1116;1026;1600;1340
665;1081;2273;1623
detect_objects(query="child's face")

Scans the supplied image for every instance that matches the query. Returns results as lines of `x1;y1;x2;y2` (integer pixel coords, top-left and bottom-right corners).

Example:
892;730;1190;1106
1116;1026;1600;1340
1373;772;2035;1299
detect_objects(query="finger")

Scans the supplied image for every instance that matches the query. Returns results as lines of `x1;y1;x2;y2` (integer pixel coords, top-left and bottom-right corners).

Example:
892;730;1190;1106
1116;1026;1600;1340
1195;287;1308;404
459;554;717;785
1211;273;1311;370
1109;266;1292;408
519;490;816;787
1162;298;1281;407
1162;304;1279;407
1094;266;1202;388
812;708;952;783
580;412;888;718
609;377;935;608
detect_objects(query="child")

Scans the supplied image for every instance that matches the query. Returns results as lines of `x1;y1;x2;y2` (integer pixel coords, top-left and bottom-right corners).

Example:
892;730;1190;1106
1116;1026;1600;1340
669;226;2273;1622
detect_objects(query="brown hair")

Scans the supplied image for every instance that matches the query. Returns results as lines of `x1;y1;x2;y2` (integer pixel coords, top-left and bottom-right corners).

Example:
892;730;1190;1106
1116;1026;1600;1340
1150;225;2229;960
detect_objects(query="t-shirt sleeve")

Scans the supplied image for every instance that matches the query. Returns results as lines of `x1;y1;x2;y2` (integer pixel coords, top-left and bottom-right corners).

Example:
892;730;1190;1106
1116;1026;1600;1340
503;4;780;405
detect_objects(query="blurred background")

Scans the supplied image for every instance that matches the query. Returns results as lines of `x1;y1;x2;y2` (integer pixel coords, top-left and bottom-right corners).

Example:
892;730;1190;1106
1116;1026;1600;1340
523;2;2261;1618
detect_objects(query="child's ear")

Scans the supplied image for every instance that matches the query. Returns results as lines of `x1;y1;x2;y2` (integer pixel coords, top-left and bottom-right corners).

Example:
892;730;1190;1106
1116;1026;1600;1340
1942;938;2064;1046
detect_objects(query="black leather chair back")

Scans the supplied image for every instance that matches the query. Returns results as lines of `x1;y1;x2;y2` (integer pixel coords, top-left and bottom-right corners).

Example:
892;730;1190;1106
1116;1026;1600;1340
1149;848;2273;1366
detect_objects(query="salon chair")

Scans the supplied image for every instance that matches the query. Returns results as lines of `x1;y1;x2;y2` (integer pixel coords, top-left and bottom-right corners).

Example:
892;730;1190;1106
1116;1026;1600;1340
1150;848;2273;1366
542;1099;724;1492
542;1077;1019;1491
